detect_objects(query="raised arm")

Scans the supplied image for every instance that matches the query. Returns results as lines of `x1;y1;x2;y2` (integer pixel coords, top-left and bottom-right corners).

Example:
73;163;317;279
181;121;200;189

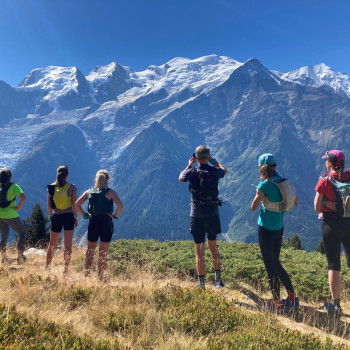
210;156;228;174
179;157;196;182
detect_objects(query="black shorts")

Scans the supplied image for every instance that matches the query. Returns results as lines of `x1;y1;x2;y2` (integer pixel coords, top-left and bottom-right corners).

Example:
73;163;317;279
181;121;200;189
190;215;221;244
51;212;75;233
322;212;350;271
88;215;114;243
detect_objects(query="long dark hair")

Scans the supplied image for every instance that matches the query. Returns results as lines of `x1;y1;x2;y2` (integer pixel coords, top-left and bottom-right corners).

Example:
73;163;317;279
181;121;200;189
259;164;273;180
56;165;69;187
0;169;12;187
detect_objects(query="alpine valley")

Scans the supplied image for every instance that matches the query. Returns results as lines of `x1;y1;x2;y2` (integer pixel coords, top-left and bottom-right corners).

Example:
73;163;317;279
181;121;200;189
1;55;350;250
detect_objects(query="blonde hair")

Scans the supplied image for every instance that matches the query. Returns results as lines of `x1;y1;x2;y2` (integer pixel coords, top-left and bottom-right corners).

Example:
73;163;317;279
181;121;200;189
94;169;109;189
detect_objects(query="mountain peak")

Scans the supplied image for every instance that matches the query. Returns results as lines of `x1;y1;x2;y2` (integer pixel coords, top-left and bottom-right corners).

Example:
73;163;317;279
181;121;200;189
276;63;350;97
19;66;81;89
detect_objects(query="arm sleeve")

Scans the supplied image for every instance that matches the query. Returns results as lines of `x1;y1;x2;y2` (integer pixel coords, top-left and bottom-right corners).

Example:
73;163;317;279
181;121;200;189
182;169;193;182
11;184;24;198
215;168;225;178
315;178;327;195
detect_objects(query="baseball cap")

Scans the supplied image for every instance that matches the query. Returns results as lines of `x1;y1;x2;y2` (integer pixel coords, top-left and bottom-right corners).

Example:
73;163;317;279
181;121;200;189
258;153;276;166
322;150;345;168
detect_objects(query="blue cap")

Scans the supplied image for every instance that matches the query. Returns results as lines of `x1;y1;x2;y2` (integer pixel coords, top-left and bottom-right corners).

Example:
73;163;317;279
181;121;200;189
258;153;276;166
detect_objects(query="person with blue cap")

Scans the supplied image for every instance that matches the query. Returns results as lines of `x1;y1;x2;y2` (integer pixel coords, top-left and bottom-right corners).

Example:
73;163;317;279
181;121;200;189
251;153;299;312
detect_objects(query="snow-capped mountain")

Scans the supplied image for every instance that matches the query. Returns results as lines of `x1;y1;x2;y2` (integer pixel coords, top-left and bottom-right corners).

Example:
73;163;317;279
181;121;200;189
274;63;350;98
1;55;350;250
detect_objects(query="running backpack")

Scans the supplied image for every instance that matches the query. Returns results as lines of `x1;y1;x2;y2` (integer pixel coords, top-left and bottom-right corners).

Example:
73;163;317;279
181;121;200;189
262;178;296;212
190;168;219;201
47;182;72;210
88;188;113;215
325;175;350;218
0;182;14;208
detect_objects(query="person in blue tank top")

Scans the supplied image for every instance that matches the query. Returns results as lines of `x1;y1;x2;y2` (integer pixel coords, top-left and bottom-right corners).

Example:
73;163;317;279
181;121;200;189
251;153;299;312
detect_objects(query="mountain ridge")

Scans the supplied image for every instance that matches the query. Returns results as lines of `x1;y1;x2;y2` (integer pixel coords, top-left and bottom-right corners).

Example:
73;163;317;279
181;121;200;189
1;55;350;250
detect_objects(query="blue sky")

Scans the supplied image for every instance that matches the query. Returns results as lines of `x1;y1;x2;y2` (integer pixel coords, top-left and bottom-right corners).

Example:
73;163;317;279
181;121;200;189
0;0;349;86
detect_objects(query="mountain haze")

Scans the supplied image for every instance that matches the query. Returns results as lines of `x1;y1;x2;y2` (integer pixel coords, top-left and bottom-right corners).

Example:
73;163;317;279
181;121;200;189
1;55;350;250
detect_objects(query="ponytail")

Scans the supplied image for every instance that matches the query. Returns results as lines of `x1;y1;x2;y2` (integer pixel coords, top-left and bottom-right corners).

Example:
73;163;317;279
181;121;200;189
0;169;12;187
259;164;273;180
56;165;69;187
94;169;109;189
336;160;345;181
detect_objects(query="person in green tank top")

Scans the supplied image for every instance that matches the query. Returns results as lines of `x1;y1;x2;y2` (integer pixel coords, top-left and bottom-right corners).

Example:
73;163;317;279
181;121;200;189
75;169;123;281
46;165;77;273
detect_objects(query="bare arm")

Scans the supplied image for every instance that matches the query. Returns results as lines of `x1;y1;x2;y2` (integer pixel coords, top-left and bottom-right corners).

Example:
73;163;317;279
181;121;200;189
14;193;26;211
75;190;89;217
106;189;123;218
314;191;324;212
251;189;265;211
71;190;78;226
47;194;52;216
179;157;196;182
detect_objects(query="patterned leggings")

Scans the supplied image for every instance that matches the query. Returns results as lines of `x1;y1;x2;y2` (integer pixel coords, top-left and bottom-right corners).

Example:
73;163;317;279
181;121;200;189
0;217;27;252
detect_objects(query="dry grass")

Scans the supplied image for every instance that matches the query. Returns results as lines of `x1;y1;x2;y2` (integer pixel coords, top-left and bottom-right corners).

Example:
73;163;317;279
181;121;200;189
0;246;350;349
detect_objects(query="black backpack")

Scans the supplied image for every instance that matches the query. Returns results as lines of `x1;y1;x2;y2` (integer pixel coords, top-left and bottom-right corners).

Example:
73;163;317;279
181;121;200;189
190;168;219;201
0;182;14;208
88;188;113;215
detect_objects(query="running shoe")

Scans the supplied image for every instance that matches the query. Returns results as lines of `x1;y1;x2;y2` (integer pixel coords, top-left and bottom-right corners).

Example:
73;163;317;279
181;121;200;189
324;302;342;316
281;296;300;311
214;279;224;288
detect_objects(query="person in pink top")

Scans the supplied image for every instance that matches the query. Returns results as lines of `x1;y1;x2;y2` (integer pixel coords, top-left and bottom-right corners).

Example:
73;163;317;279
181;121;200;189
314;150;350;316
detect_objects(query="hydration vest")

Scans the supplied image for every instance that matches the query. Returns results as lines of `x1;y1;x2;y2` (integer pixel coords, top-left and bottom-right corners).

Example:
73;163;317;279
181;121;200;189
0;182;15;208
323;174;350;218
47;182;72;210
262;178;296;213
88;188;113;215
190;167;219;201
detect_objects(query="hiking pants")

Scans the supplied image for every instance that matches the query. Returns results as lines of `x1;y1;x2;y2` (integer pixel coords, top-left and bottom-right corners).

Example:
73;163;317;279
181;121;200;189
0;217;27;252
258;225;294;300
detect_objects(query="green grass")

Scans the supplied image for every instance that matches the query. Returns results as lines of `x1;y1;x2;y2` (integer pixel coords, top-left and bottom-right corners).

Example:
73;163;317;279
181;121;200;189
0;304;116;350
108;239;350;301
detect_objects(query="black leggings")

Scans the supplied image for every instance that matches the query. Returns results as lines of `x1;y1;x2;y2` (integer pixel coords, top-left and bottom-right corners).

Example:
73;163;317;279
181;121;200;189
258;226;294;300
322;212;350;271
